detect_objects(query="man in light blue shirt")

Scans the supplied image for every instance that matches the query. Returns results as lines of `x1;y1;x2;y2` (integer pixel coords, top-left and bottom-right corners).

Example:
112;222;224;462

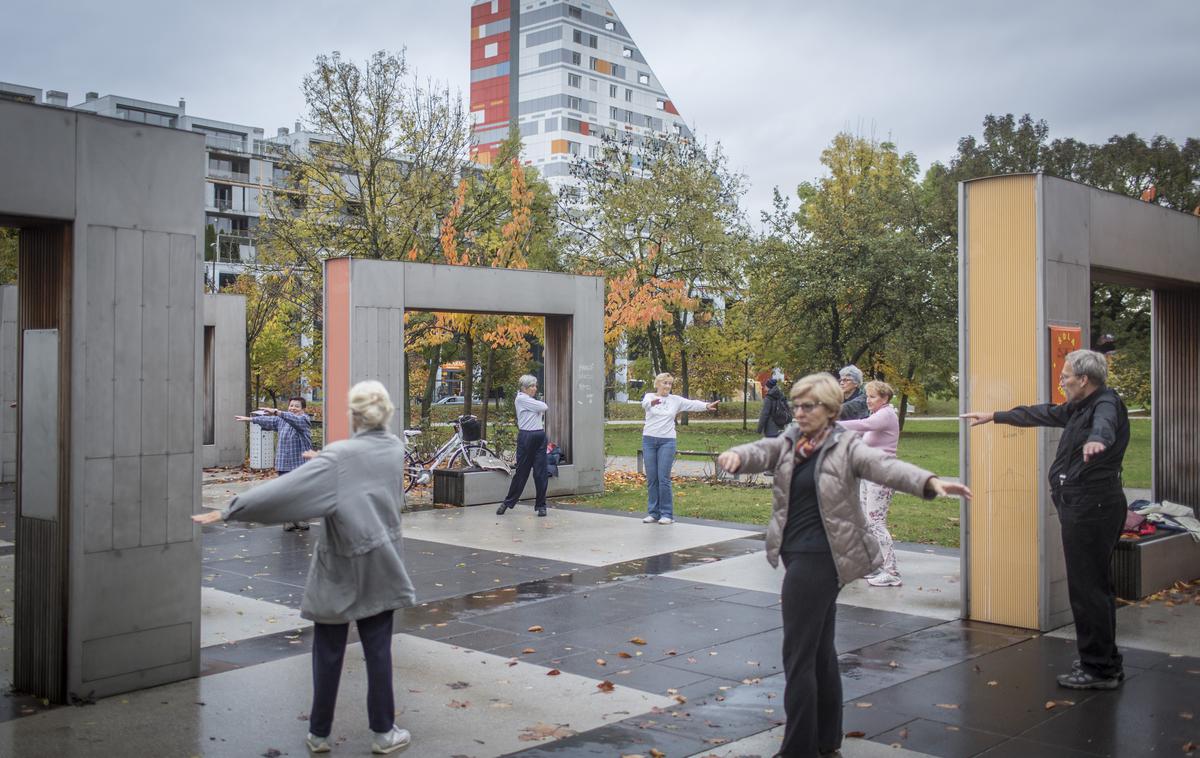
497;374;550;517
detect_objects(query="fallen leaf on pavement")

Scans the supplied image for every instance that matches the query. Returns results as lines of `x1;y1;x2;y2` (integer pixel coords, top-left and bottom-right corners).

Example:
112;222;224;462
845;730;866;738
546;669;561;676
447;700;470;709
630;637;647;645
596;658;607;666
446;681;470;690
522;648;536;654
528;625;544;633
518;722;576;742
936;703;959;710
618;652;633;659
597;680;615;693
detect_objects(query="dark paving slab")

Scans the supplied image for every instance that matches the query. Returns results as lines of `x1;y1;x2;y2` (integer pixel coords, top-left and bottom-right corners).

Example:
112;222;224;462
1016;662;1200;757
841;701;916;740
873;718;1009;757
976;737;1107;757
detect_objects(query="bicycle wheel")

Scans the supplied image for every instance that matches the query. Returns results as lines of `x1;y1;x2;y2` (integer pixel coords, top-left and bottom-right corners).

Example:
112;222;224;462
450;442;497;469
403;451;424;492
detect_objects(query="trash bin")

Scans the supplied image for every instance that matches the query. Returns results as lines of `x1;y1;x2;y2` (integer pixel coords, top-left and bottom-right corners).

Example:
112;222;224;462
249;425;277;470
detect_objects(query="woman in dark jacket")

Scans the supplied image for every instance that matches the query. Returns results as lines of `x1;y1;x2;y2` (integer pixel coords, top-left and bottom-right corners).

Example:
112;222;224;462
193;380;415;755
718;373;970;758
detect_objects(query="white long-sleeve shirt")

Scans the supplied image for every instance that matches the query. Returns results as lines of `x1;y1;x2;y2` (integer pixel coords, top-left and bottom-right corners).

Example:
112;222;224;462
641;393;711;439
515;392;548;431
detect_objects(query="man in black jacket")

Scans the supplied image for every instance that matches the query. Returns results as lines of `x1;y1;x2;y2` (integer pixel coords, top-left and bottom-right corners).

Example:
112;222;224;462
963;349;1129;690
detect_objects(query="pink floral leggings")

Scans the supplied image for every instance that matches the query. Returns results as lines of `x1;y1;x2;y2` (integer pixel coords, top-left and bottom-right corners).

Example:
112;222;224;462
860;480;898;576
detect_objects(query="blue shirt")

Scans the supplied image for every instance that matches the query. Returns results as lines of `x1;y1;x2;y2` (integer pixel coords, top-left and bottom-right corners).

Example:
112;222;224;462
251;412;312;473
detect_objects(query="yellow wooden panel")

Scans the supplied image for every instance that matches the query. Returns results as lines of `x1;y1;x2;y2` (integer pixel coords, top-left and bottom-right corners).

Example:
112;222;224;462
550;139;569;154
966;175;1041;629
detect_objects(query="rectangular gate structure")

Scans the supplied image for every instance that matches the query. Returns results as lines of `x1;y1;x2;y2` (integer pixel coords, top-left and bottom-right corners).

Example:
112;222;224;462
0;100;205;700
961;173;1200;630
323;259;605;498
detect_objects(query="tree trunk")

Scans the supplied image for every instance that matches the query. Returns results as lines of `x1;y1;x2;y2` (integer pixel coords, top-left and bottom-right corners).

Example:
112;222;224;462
421;343;441;426
674;314;690;425
480;345;495;434
463;330;474;417
896;360;916;432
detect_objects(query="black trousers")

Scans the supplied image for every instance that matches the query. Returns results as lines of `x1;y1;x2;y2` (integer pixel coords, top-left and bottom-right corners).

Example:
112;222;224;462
1055;487;1127;678
778;551;842;758
309;609;396;737
503;429;548;508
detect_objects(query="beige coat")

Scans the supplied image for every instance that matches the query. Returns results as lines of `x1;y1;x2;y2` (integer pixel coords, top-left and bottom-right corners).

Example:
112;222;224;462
729;425;936;585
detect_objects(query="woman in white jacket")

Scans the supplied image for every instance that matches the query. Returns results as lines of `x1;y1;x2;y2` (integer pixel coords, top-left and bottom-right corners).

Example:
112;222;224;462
640;372;718;524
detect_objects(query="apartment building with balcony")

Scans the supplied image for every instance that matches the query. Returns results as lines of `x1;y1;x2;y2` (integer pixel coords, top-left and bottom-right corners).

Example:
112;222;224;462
469;0;691;191
67;91;294;290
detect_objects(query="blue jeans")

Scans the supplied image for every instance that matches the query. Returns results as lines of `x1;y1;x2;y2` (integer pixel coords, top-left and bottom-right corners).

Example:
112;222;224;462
642;435;677;519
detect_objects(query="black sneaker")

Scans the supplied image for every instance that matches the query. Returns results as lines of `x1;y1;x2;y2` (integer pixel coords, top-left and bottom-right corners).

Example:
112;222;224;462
284;522;309;532
536;507;547;517
1071;660;1125;681
1057;669;1122;689
496;504;509;515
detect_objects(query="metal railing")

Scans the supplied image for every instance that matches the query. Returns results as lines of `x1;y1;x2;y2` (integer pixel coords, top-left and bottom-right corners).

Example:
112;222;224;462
207;167;251;182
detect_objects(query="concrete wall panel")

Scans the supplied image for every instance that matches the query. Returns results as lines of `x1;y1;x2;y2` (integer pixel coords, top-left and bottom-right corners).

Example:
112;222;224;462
113;230;143;458
1087;184;1200;284
83;457;113;554
201;294;246;467
0;101;75;220
84;227;116;460
140;232;170;456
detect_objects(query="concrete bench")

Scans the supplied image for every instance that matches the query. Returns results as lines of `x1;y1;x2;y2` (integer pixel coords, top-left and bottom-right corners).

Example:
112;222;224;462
432;464;580;506
1112;531;1200;600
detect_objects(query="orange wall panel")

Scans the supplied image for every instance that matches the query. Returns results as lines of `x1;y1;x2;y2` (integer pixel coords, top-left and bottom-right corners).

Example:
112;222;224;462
965;175;1041;629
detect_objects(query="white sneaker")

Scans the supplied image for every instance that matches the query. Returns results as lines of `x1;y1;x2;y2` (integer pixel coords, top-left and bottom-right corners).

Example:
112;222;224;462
657;517;674;525
305;733;332;753
867;572;902;587
371;725;411;754
643;515;659;523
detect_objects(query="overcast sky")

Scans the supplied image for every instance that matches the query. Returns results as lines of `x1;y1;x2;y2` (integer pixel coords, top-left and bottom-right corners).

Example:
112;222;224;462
3;0;1196;221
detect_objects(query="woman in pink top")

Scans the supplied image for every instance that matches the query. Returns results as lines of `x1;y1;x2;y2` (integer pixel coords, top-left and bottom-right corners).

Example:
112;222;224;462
838;380;903;586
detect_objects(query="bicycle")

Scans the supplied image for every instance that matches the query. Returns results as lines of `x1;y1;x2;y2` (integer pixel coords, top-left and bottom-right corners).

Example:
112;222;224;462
403;415;499;492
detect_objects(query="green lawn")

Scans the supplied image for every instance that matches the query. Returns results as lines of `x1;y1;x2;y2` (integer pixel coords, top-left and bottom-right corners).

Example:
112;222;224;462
561;479;964;547
573;417;1152;548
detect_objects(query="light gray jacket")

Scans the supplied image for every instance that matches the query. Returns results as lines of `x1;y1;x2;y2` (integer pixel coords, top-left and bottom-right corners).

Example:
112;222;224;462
728;425;936;585
221;428;416;623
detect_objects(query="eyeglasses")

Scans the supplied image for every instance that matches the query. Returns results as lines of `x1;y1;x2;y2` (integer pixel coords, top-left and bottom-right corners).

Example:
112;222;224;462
792;402;822;414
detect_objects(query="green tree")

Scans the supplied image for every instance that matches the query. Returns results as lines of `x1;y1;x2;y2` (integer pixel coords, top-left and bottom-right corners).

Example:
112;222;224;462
752;132;953;410
0;227;17;284
560;132;748;406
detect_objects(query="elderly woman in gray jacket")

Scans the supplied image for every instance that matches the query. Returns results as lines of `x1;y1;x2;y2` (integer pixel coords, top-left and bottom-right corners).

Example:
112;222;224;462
193;380;415;755
718;373;969;758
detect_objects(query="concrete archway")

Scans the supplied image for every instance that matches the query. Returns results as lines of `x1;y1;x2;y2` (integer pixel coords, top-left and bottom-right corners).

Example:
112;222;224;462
959;173;1200;630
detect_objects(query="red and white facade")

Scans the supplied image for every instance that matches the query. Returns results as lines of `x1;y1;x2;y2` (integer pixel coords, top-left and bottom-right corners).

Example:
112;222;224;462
469;0;690;186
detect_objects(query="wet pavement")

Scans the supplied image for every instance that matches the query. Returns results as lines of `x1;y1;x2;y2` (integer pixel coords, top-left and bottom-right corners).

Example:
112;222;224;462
0;480;1197;756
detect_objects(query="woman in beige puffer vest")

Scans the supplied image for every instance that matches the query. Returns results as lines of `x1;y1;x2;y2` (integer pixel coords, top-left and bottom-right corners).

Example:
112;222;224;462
718;373;969;758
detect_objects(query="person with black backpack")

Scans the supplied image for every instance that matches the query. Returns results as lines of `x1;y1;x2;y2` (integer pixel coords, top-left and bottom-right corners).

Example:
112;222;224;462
757;377;790;438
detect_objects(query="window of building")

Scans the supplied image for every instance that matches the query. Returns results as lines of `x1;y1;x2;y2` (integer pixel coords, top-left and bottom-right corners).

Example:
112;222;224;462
656;99;665;110
589;144;599;159
568;73;581;88
117;105;177;128
638;72;650;85
625;88;633;102
605;21;614;30
622;47;633;58
570;50;581;65
609;106;619;119
565;95;583;111
484;42;499;58
213;183;233;210
609;84;617;98
568;5;582;18
568;140;581;155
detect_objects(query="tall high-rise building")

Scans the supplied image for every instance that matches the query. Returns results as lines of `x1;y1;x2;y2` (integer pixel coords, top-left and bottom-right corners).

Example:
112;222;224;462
469;0;690;188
